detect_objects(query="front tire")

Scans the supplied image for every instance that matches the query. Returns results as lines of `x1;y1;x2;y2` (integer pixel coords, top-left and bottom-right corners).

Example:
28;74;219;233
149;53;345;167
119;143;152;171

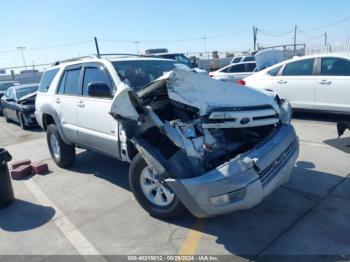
3;111;10;123
18;112;27;130
129;154;185;219
47;124;75;167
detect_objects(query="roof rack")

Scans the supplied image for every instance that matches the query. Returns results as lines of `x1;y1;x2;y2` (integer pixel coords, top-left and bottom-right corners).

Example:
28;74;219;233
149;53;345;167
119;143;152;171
98;53;148;58
52;53;154;66
53;55;98;66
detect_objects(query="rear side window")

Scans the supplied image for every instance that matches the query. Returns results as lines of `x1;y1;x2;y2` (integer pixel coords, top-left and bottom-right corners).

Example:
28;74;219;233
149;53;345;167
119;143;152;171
245;63;256;72
82;67;113;96
229;64;245;73
267;66;282;76
57;69;81;95
39;69;59;92
282;59;315;76
321;57;350;76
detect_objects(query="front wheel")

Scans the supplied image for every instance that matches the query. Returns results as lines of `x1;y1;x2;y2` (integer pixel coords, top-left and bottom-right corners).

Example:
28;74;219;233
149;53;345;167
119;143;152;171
3;110;10;123
47;124;75;167
129;154;185;219
18;112;27;130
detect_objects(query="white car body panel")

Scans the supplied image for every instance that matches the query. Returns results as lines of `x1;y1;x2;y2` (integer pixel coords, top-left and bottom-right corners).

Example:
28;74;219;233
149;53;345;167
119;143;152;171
254;49;284;71
315;75;350;112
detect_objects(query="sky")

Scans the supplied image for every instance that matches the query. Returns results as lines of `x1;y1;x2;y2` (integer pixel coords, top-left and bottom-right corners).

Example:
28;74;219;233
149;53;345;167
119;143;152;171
1;0;350;69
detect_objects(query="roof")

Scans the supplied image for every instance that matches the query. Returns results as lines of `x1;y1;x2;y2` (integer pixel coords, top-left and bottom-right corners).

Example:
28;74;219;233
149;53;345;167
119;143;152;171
290;53;350;60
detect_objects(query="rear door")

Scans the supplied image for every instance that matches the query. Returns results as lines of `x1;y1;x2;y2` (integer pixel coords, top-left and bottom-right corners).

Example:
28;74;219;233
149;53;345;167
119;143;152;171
229;63;256;81
315;57;350;113
52;65;82;144
272;58;317;109
76;62;120;158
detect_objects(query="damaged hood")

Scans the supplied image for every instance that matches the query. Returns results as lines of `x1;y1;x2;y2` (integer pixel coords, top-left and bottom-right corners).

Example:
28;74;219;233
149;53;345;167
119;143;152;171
111;68;278;119
140;68;277;116
18;92;37;103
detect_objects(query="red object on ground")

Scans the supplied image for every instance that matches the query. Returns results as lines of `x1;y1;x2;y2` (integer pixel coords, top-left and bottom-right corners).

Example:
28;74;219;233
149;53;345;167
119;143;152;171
10;165;32;180
10;159;31;170
31;162;49;175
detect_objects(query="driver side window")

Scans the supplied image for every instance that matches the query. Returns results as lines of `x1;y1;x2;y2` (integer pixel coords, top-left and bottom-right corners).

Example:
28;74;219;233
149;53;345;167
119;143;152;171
82;66;113;97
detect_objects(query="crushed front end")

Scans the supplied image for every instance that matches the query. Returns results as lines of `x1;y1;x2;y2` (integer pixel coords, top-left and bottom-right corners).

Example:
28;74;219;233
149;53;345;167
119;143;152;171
111;68;299;217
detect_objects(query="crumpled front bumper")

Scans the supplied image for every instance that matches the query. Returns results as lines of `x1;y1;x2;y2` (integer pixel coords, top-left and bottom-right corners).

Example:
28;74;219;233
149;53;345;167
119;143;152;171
22;110;37;126
166;124;299;217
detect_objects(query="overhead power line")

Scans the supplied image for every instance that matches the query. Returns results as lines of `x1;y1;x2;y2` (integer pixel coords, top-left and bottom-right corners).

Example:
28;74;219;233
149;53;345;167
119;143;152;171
301;16;350;32
0;40;93;54
100;30;250;44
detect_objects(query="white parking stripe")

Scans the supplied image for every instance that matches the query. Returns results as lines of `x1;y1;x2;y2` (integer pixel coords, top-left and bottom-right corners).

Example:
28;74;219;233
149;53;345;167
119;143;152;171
24;179;106;258
300;140;331;149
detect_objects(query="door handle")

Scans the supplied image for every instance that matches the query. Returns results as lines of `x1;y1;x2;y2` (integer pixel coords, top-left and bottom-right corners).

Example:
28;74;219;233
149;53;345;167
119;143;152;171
55;98;61;104
277;80;287;84
319;80;332;85
77;101;85;108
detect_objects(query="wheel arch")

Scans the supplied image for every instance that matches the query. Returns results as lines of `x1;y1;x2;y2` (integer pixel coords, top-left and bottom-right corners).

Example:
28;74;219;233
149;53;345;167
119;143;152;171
42;113;73;145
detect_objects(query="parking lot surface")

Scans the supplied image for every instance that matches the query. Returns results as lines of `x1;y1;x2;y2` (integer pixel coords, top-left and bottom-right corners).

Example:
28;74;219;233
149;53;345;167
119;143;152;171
0;113;350;261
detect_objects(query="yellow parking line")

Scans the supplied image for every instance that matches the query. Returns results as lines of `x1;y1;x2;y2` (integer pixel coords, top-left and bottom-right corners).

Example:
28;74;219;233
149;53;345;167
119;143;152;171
179;219;206;255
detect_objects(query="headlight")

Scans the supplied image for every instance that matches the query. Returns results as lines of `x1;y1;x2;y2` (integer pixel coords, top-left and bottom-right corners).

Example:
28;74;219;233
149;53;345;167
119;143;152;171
279;99;292;124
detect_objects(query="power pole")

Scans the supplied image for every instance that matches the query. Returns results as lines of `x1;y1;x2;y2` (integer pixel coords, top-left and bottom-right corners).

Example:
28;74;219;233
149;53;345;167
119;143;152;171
202;37;208;59
324;32;328;46
293;25;297;55
17;46;27;70
253;26;258;51
134;41;140;54
94;37;100;57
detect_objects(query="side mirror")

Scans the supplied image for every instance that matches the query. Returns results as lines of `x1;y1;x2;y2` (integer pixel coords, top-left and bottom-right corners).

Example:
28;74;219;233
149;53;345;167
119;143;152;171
87;82;112;98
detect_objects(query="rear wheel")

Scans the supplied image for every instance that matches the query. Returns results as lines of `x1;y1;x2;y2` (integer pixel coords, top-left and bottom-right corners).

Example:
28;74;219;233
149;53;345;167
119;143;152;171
129;153;185;219
47;124;75;167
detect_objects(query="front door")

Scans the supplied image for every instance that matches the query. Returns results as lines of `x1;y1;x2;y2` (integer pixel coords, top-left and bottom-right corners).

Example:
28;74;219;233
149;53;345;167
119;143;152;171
272;58;317;110
76;63;120;158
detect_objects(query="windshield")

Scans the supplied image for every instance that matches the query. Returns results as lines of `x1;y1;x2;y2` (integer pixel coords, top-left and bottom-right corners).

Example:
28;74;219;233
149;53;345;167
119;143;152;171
16;85;39;99
158;54;193;68
0;82;16;91
112;60;176;91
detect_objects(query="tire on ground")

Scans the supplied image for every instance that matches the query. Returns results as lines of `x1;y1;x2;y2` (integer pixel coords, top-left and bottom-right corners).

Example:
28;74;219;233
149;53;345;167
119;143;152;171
47;124;75;167
129;153;185;219
4;111;10;123
18;112;27;130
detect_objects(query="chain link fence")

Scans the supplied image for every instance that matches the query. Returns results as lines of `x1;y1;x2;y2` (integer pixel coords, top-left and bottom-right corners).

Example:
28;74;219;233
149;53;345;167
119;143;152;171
306;43;350;56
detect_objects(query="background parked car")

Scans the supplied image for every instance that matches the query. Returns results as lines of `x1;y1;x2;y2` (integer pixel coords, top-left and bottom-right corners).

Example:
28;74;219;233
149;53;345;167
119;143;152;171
0;81;19;114
243;54;350;114
230;55;255;64
209;61;256;82
150;52;208;75
1;83;39;129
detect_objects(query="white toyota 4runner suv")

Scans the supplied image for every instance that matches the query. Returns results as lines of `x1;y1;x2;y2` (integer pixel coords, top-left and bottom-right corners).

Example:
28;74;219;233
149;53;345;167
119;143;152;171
36;54;299;218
